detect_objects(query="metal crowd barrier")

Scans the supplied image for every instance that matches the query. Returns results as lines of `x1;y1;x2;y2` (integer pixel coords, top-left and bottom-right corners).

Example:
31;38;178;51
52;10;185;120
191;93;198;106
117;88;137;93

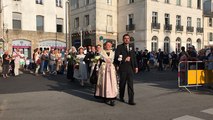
178;61;213;93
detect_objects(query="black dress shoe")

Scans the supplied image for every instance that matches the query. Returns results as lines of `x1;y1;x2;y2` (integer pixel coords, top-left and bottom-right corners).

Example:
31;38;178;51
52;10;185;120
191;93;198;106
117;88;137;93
128;102;136;105
110;100;115;106
119;99;125;102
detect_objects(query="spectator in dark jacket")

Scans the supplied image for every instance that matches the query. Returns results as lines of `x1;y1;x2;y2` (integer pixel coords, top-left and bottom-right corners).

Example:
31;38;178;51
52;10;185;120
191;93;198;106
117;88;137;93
157;49;164;71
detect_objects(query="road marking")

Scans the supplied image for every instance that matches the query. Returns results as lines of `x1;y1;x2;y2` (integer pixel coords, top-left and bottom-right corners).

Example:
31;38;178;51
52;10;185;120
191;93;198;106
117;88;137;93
0;100;8;117
173;115;205;120
201;108;213;115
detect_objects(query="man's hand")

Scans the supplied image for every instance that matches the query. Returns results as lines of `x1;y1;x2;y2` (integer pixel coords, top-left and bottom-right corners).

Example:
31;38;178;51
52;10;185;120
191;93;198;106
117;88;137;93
135;68;138;73
125;56;131;62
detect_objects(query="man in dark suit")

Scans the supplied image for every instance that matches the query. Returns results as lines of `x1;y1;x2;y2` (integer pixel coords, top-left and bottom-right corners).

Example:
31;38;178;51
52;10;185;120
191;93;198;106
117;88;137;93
114;34;138;105
84;46;96;76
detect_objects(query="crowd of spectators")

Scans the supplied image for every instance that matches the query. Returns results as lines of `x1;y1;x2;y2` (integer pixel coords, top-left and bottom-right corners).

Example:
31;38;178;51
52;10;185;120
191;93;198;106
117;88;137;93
1;45;213;79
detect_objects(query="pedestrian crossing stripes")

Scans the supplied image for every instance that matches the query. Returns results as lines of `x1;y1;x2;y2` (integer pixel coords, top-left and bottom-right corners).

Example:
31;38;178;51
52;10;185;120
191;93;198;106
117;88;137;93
173;115;204;120
201;108;213;115
173;108;213;120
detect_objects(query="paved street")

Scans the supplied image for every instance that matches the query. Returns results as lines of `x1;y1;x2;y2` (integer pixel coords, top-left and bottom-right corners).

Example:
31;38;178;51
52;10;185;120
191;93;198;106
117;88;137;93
0;70;213;120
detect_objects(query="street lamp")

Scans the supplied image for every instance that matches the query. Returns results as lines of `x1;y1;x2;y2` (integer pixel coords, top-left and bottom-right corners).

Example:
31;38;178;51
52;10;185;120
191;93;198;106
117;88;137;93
55;15;57;49
65;0;69;49
80;29;83;47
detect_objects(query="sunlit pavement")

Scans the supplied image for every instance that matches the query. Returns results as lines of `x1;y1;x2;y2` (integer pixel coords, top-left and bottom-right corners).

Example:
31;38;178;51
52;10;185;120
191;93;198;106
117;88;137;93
0;70;213;120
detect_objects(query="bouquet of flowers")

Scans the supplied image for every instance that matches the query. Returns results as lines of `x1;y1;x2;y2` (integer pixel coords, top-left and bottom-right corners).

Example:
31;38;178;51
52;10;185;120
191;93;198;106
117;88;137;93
67;55;71;59
67;53;76;64
91;55;101;64
74;57;80;69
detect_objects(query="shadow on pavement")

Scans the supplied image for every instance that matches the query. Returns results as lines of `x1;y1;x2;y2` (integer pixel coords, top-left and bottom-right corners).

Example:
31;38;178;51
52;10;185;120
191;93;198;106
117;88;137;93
42;74;104;103
134;69;178;89
2;68;211;101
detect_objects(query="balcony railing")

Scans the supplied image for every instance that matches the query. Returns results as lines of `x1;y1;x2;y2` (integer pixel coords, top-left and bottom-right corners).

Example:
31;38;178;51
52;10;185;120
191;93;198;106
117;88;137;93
186;26;194;32
164;24;172;31
196;27;203;33
151;23;160;29
176;25;183;31
126;24;135;31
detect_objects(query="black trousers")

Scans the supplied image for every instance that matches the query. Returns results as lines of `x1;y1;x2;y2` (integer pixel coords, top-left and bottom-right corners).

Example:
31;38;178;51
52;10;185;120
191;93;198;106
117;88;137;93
67;64;74;80
2;64;9;75
119;70;134;103
158;60;163;71
142;61;150;71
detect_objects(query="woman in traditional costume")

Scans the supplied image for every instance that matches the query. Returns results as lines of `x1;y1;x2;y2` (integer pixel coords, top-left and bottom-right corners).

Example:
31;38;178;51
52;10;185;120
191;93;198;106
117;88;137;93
73;46;88;86
67;46;77;81
95;41;118;106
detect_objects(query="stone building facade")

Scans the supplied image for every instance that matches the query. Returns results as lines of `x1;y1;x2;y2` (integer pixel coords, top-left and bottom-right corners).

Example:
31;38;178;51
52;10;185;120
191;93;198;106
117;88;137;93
70;0;117;49
118;0;204;52
203;0;213;47
70;0;204;52
0;0;67;58
0;0;4;50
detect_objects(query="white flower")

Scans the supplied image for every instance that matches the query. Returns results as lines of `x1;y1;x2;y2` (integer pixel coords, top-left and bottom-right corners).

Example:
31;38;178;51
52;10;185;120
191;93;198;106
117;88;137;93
67;55;71;59
129;47;132;51
95;56;101;60
118;58;122;61
118;55;122;61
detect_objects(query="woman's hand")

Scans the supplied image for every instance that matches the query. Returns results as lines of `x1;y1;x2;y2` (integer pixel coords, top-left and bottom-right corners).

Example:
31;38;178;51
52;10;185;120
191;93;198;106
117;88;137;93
106;58;111;63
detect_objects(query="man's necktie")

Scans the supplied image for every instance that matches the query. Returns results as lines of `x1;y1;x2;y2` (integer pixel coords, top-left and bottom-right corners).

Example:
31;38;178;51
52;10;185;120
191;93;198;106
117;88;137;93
126;45;129;52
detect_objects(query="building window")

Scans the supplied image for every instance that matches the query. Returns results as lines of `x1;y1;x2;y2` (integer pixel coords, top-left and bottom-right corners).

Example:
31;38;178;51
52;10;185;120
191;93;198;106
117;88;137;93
176;15;181;26
36;0;43;4
128;0;134;4
12;12;22;29
197;39;201;50
85;0;89;5
187;17;192;27
186;38;192;49
107;15;113;26
36;15;44;31
209;33;213;41
107;0;112;5
187;0;192;8
176;0;181;6
165;0;170;4
74;17;79;28
151;36;158;52
197;0;201;9
164;37;170;53
152;12;158;23
209;18;212;27
128;14;134;25
165;13;170;25
56;18;63;32
56;0;62;7
107;15;113;32
197;18;201;28
73;0;79;9
176;38;181;53
84;15;89;26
